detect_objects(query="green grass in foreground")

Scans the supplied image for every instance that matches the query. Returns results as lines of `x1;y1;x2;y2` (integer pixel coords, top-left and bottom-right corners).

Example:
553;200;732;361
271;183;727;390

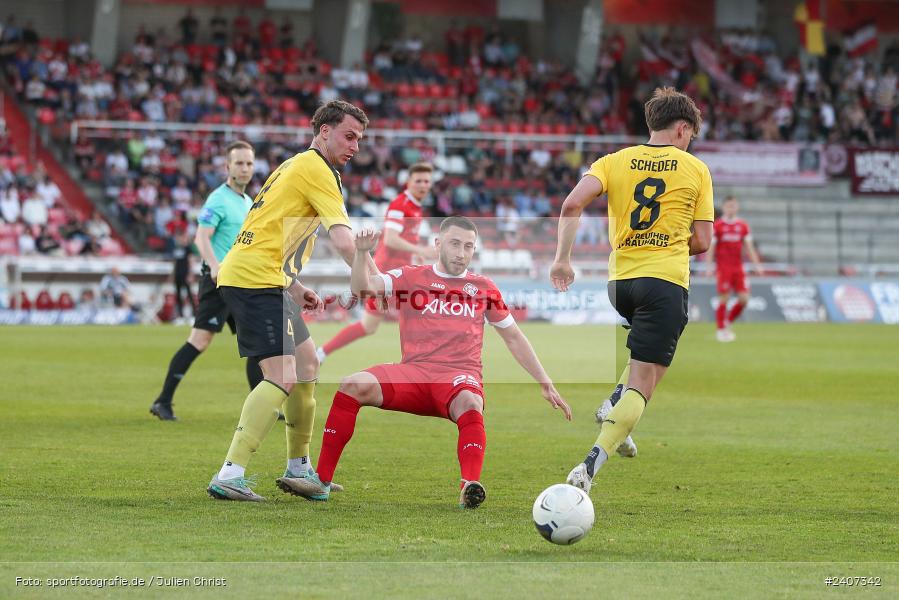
1;323;896;597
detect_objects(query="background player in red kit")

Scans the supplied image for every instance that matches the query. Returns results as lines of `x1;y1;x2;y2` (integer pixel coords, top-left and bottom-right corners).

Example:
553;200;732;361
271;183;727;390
283;216;571;508
707;195;763;342
317;163;437;363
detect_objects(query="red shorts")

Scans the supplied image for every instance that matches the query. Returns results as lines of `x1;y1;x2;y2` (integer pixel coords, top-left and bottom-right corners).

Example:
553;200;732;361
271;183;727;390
365;362;484;420
716;267;748;294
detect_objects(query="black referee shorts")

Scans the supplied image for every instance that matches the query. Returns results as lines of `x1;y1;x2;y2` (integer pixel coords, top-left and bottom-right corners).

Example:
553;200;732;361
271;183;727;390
608;277;689;367
193;266;235;333
219;286;311;360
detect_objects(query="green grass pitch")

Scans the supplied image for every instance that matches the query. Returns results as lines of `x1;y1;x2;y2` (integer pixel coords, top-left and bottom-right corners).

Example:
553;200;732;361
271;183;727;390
1;322;897;598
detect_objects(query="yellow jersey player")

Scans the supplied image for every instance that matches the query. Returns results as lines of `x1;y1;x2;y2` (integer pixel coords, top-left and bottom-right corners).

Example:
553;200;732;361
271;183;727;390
207;100;374;502
550;87;713;494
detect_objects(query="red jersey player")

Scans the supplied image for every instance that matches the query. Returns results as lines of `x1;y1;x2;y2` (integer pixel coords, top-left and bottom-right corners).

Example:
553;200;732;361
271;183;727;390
706;196;763;342
279;216;571;508
317;163;437;363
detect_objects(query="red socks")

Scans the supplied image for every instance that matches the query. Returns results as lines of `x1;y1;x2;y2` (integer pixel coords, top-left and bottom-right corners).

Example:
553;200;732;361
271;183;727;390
728;302;746;324
322;322;367;355
316;391;361;483
716;303;727;329
456;410;486;483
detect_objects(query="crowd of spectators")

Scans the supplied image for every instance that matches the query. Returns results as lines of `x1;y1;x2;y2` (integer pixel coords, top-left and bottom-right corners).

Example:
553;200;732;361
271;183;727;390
2;11;898;256
4;12;897;144
632;29;899;144
0;129;114;256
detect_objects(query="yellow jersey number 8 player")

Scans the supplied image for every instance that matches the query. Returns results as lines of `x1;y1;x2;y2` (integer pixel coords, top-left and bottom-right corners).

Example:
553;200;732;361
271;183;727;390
207;100;376;502
550;87;714;494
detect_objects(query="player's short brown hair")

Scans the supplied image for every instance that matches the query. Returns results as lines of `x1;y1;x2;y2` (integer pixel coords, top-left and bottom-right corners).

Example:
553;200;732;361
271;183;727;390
408;162;433;175
311;100;369;136
225;140;254;159
440;215;478;237
644;87;703;136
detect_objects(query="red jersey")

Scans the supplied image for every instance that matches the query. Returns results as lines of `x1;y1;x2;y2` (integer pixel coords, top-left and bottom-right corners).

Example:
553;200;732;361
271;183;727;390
373;191;425;271
713;218;751;270
379;264;513;378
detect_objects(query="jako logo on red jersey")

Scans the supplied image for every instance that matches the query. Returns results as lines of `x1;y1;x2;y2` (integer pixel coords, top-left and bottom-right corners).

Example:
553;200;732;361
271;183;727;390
422;299;476;317
430;282;446;289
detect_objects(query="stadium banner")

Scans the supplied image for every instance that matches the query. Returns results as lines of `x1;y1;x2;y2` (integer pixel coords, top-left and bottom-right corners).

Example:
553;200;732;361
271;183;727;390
0;308;138;326
688;281;787;323
818;280;899;324
492;278;620;325
849;147;899;195
688;280;828;323
692;142;826;186
769;282;828;322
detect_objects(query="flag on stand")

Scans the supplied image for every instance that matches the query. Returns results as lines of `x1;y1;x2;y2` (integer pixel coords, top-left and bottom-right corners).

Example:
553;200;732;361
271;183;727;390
844;22;878;57
794;0;825;56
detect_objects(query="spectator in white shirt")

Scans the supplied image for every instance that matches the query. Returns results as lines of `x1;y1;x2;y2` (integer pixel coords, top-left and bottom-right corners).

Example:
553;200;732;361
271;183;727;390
85;210;111;241
35;176;61;208
0;186;20;223
18;230;37;255
22;195;49;226
106;148;129;173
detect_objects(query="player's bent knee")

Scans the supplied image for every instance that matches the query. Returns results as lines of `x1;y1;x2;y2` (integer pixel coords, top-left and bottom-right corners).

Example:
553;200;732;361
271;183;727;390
450;391;483;419
259;355;298;392
187;329;213;352
338;372;381;405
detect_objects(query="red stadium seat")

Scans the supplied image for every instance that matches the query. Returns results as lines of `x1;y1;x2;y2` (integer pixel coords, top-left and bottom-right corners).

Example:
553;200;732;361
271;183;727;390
156;293;177;323
412;82;428;98
280;97;299;114
35;290;56;311
48;208;67;224
11;291;32;310
38;108;56;125
57;292;76;310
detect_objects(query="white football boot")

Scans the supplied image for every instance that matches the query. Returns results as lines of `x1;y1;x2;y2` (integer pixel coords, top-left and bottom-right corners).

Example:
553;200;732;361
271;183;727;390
566;463;593;495
716;328;736;342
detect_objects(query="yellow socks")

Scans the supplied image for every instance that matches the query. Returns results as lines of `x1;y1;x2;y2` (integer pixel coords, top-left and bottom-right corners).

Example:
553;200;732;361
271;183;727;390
224;380;288;468
284;380;316;466
596;388;646;456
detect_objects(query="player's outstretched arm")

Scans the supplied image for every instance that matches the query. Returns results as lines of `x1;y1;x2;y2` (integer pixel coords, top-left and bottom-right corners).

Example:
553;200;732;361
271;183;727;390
331;224;379;275
350;228;386;299
551;175;603;291
494;322;571;420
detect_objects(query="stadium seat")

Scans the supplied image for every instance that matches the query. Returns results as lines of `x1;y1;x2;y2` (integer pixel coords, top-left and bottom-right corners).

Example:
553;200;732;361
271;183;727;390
56;292;75;310
156;293;177;323
35;290;56;310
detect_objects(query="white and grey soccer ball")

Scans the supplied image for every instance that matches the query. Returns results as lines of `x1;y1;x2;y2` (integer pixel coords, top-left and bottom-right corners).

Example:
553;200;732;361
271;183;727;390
532;484;595;545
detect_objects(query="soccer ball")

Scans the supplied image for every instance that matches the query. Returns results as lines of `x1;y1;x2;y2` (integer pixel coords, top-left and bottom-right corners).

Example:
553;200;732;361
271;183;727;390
532;484;595;545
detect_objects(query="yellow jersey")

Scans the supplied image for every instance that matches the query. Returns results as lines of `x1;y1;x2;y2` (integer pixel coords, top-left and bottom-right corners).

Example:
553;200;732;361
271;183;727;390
218;149;350;289
587;144;714;289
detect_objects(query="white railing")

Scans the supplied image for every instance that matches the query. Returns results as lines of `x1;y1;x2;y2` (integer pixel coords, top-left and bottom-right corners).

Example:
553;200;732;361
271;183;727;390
70;120;642;164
